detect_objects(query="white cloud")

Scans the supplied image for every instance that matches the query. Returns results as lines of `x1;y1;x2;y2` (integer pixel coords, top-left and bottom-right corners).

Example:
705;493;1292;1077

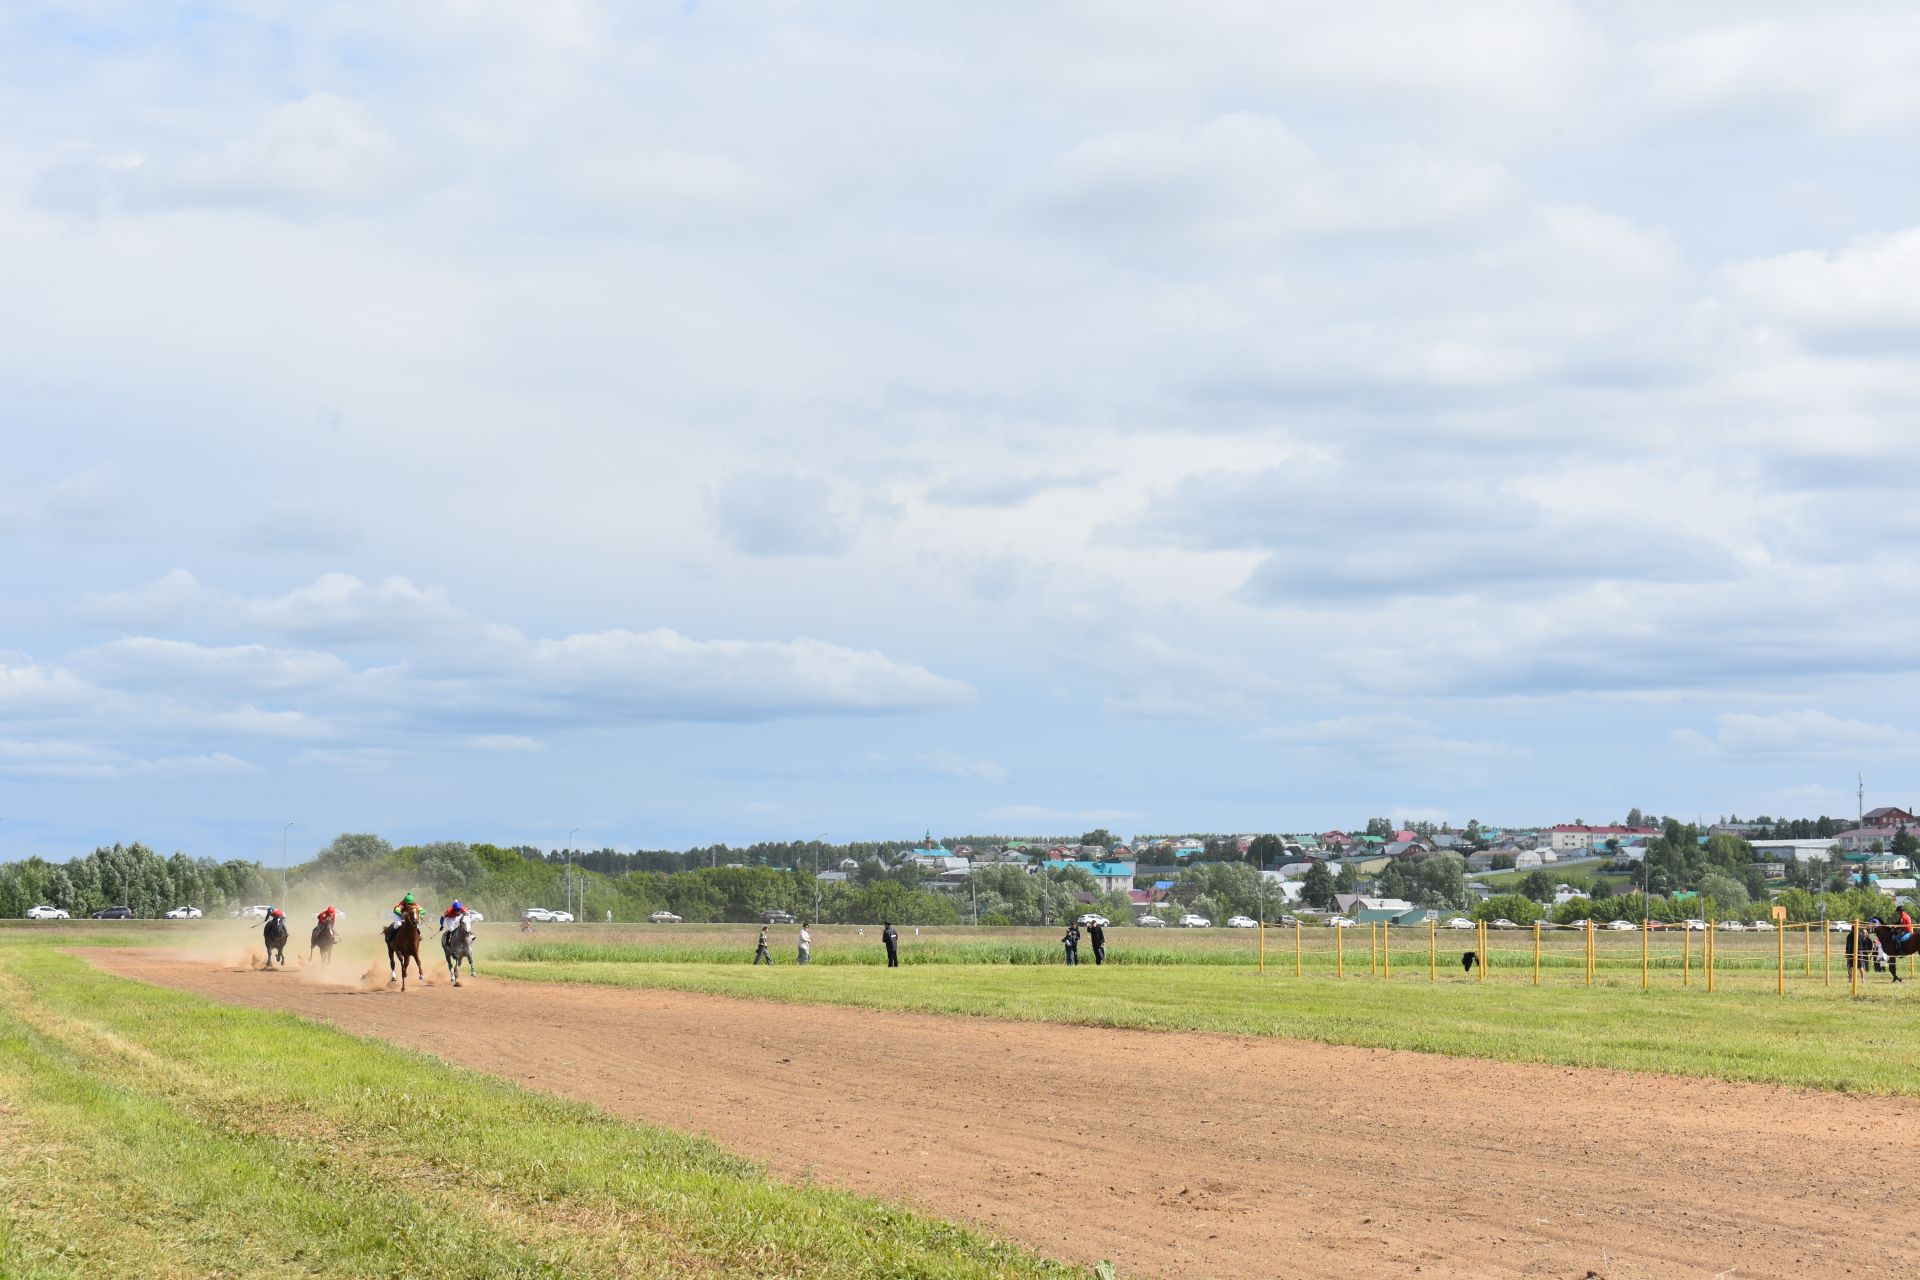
710;471;861;557
987;805;1140;825
132;94;413;212
922;751;1008;784
1264;713;1520;783
1672;710;1920;760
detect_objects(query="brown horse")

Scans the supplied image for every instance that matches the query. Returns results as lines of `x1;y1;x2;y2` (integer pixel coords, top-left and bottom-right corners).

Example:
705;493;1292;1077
384;904;426;991
1870;925;1919;983
309;918;337;966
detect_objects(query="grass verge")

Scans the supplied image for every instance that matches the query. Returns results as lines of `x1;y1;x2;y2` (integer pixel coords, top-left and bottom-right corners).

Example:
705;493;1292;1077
0;939;1079;1280
486;957;1920;1097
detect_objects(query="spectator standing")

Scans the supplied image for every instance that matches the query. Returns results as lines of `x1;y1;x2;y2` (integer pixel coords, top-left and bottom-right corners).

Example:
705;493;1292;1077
1088;920;1107;966
1062;922;1081;966
882;921;900;967
753;926;773;965
797;923;813;965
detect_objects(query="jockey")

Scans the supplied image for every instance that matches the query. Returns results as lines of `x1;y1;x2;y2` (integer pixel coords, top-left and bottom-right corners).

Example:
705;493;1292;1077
440;899;468;932
267;906;285;920
1899;907;1914;947
390;891;418;927
316;905;337;928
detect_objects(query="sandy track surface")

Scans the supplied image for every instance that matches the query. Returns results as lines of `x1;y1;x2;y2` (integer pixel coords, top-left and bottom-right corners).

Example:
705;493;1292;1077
89;948;1908;1279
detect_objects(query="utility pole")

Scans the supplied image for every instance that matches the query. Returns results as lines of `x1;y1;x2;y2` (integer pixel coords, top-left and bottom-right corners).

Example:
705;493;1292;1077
812;832;828;924
566;828;580;920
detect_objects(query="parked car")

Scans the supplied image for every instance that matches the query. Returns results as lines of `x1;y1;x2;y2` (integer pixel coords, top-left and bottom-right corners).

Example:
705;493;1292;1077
648;911;683;924
1137;914;1169;927
550;910;575;923
240;904;273;919
1830;919;1854;931
761;909;796;925
1607;920;1636;931
165;905;202;919
521;907;558;923
1685;919;1708;931
90;906;134;920
1446;917;1475;930
25;904;69;920
1750;920;1774;931
1226;915;1257;928
1076;913;1109;927
1718;921;1745;932
1491;918;1518;929
1177;913;1212;928
1327;917;1355;928
1273;914;1298;927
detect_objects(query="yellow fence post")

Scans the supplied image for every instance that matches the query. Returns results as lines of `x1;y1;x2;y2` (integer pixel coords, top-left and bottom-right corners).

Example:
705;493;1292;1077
1641;916;1649;991
1532;921;1540;986
1479;920;1487;983
1429;918;1436;982
1294;917;1302;979
1707;918;1715;993
1777;919;1785;996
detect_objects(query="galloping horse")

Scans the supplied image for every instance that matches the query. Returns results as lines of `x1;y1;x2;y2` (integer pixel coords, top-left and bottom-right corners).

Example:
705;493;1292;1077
1870;924;1919;983
441;914;477;986
262;914;289;969
309;917;337;966
384;902;427;991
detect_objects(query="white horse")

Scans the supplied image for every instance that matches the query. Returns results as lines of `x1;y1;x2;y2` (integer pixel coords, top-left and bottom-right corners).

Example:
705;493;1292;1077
441;914;477;986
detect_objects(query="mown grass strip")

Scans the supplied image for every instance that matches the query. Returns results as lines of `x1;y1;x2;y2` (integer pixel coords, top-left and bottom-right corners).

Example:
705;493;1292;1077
0;941;1079;1280
486;958;1920;1097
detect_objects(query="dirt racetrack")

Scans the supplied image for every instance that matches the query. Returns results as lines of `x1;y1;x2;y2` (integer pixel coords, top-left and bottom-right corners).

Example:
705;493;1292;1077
91;948;1909;1280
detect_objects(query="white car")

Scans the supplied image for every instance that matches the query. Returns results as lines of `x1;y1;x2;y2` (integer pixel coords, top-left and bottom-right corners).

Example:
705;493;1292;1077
1328;917;1355;928
165;905;203;919
1750;920;1774;931
1492;918;1518;929
1718;921;1745;932
1446;917;1475;930
521;907;558;923
1226;915;1258;928
1137;914;1169;927
240;904;273;919
1606;920;1636;931
648;911;682;924
25;904;68;920
1685;919;1708;931
1176;913;1211;928
550;910;574;923
1830;920;1854;931
1076;913;1109;927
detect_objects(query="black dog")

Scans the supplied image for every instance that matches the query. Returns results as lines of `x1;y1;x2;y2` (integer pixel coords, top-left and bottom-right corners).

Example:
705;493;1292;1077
1462;951;1478;973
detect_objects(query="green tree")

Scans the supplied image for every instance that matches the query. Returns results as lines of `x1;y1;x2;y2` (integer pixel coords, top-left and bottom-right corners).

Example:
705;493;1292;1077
1472;893;1543;925
1079;828;1117;849
1517;870;1556;901
1419;853;1466;909
1301;862;1336;909
1333;863;1358;893
1698;872;1750;916
1893;829;1919;861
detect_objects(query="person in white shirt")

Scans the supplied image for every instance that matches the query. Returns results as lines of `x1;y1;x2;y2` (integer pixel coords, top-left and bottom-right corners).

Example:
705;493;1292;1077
797;924;813;964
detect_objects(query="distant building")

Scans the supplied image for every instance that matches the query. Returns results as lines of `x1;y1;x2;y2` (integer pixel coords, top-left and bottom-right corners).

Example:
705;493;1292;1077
1548;824;1660;852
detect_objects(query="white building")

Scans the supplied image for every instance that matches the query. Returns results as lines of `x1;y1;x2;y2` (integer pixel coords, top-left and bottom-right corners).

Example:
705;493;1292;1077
1749;839;1838;863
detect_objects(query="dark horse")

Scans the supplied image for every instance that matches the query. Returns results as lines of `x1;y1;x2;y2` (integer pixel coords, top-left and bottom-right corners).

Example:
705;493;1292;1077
309;918;337;966
441;914;477;987
1846;925;1884;982
262;914;289;969
384;903;426;991
1870;925;1919;983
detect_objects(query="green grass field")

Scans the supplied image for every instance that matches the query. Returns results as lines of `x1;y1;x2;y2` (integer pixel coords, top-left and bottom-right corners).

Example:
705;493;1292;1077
0;932;1078;1280
485;923;1920;1097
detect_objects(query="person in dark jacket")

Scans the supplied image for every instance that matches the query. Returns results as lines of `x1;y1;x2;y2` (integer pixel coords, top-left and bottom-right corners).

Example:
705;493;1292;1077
882;921;899;967
1087;920;1106;965
1062;923;1080;966
753;926;772;965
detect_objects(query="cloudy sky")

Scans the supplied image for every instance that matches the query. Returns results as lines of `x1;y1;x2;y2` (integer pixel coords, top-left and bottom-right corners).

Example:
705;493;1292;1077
4;1;1918;861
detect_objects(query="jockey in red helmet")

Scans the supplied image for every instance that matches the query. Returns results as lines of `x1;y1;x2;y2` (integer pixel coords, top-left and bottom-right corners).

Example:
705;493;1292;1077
267;906;285;919
316;905;337;927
